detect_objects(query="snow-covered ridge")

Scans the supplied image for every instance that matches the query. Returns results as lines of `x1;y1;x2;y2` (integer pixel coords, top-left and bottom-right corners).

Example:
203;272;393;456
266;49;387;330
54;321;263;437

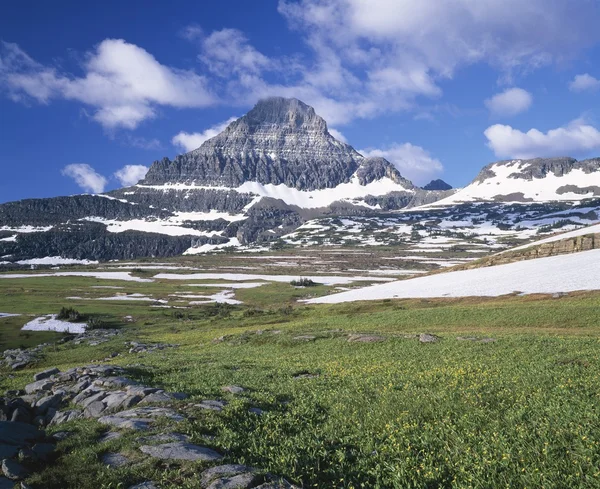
137;174;412;210
432;159;600;205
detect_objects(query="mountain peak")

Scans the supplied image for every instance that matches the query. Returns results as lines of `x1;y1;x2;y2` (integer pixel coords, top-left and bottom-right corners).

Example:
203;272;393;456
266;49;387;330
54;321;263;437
245;97;323;129
423;179;452;191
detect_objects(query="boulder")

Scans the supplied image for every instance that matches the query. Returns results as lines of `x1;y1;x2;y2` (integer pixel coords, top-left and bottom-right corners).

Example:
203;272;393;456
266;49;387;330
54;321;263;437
33;368;60;381
201;465;255;487
139;442;222;461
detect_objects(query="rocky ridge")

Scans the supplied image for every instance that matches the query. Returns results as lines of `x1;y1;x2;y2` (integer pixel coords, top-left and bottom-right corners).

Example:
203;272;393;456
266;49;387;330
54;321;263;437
1;364;299;488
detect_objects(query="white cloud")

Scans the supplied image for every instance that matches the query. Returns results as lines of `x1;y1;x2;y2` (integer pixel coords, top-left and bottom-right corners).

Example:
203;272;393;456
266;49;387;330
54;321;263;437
172;117;237;153
61;164;108;193
485;88;532;117
200;29;272;77
359;143;443;185
0;39;216;129
328;128;347;142
569;73;600;93
113;165;149;186
484;118;600;159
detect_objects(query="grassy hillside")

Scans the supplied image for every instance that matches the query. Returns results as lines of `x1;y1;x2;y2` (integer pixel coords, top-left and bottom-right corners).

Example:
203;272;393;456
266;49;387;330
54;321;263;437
1;272;600;488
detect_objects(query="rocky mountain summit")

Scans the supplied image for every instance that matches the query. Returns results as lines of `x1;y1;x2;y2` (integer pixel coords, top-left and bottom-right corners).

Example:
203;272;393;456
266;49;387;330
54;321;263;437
144;97;365;190
0;97;599;262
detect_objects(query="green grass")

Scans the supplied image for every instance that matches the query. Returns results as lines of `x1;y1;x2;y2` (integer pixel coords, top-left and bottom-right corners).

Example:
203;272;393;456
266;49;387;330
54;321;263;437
1;273;600;488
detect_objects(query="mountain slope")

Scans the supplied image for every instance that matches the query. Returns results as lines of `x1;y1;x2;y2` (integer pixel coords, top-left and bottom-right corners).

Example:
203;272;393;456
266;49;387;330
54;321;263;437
0;97;450;262
433;157;600;205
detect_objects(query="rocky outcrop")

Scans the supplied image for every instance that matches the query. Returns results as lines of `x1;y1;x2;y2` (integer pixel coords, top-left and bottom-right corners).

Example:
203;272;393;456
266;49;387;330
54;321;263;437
143;98;364;190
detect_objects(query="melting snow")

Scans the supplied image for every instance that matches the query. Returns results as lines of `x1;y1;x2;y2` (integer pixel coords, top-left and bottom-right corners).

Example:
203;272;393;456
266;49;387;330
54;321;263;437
0;313;20;318
309;249;600;303
16;257;99;266
0;272;153;282
154;272;392;285
22;315;87;333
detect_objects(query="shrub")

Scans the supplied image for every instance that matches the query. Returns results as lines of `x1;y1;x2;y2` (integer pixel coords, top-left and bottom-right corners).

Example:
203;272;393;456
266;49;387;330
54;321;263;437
86;316;105;330
290;278;319;287
57;307;82;322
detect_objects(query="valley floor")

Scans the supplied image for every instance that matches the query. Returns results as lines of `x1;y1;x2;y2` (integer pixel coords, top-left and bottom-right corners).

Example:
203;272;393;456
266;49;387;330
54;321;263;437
1;252;600;488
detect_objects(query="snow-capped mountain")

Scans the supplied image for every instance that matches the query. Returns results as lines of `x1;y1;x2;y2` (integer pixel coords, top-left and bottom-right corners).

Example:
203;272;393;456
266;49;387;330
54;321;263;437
0;98;450;262
432;157;600;205
1;98;599;263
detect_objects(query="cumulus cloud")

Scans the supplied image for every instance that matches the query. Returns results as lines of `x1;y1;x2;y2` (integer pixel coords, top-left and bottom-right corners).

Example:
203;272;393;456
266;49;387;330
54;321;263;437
359;143;443;185
113;165;149;186
61;164;108;193
485;88;532;117
172;117;238;153
569;73;600;92
328;128;347;143
484;118;600;159
0;39;216;129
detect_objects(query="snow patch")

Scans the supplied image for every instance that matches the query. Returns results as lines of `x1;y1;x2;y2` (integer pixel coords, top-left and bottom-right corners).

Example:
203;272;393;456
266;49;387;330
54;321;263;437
22;315;87;333
16;257;99;266
309;249;600;303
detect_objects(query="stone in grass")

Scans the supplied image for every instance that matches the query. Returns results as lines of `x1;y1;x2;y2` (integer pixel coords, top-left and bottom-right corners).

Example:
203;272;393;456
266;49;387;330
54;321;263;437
292;335;316;341
196;400;227;412
33;367;60;381
2;458;28;480
137;433;189;444
52;431;73;441
221;386;245;395
0;421;44;445
102;452;129;467
128;483;158;489
347;334;385;343
138;391;173;405
98;431;122;443
254;480;299;489
206;473;260;489
248;407;265;415
98;416;152;431
32;443;55;461
201;464;256;487
419;333;439;343
24;380;53;395
139;442;222;462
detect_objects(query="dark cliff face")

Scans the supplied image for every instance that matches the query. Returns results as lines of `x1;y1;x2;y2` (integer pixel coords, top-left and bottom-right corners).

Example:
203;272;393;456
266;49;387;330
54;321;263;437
142;97;365;190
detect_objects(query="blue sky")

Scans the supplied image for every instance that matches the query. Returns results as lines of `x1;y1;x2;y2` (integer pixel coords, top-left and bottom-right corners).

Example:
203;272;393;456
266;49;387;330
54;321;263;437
2;0;600;203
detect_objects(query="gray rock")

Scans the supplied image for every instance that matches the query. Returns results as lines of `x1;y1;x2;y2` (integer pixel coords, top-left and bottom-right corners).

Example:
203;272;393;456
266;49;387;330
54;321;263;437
128;483;158;489
292;335;316;341
101;452;129;467
31;443;55;461
139;442;222;461
33;367;59;381
138;391;173;405
222;386;245;395
2;458;27;480
248;408;265;415
419;333;439;343
83;400;107;418
34;393;62;415
347;334;385;343
49;409;82;425
196;400;227;412
79;391;108;409
0;477;12;489
206;473;260;489
126;386;158;397
51;431;73;441
0;421;44;445
98;416;152;431
253;480;298;489
102;392;131;411
10;408;30;424
24;380;53;395
201;465;255;487
137;433;189;444
98;431;122;443
0;444;18;459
